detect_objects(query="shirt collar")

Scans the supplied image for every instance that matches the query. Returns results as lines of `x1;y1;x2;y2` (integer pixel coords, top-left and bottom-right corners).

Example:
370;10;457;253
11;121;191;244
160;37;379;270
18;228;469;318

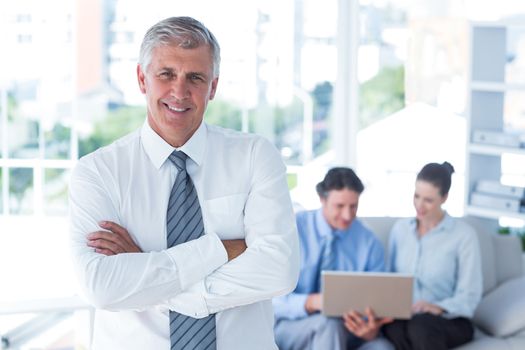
315;209;332;238
141;119;207;169
438;211;453;231
410;211;453;235
314;208;351;238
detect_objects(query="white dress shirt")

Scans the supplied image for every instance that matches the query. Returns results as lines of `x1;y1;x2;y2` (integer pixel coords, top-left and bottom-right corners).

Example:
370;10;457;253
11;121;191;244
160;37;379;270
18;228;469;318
69;120;300;350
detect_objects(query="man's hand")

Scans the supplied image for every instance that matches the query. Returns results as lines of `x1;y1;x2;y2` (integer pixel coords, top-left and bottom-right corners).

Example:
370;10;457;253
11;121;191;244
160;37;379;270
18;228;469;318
87;221;142;256
343;307;393;341
222;239;247;261
304;293;322;314
412;300;444;315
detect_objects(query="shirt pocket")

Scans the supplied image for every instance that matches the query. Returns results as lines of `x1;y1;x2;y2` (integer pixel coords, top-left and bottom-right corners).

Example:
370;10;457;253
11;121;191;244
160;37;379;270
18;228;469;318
204;193;247;239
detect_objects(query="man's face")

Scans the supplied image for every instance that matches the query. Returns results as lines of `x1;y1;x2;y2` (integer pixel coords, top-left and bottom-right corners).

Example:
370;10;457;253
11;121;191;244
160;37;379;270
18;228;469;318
137;44;218;147
320;188;360;230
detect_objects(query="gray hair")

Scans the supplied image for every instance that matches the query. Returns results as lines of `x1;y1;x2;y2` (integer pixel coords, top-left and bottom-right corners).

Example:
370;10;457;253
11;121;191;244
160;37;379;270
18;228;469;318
139;16;221;77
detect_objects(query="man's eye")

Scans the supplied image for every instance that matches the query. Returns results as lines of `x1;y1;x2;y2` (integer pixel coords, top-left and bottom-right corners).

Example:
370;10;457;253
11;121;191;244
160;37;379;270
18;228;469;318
159;71;173;79
190;74;203;82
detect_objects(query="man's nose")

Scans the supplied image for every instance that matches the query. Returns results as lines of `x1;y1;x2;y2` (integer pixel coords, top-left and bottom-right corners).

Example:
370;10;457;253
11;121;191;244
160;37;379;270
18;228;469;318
170;78;190;100
342;208;353;221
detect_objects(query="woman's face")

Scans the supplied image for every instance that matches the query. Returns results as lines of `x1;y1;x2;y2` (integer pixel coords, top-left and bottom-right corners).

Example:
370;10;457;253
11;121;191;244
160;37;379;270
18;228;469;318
413;180;447;222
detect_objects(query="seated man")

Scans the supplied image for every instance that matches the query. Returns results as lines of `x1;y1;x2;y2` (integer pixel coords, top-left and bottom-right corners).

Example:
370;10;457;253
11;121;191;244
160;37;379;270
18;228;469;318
273;167;393;350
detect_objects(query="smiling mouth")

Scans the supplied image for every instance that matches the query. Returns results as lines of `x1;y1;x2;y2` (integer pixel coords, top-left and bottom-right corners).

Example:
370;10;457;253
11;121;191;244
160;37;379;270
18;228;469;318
164;103;190;113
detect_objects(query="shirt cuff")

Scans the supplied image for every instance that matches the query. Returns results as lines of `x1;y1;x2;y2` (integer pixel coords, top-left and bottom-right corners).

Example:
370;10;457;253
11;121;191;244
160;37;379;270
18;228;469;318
435;300;465;318
168;281;210;318
294;294;309;319
164;232;227;291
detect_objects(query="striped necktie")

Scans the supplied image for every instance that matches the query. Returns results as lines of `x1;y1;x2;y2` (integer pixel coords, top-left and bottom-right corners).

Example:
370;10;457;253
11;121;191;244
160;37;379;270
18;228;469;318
167;150;216;350
319;233;336;292
320;233;336;272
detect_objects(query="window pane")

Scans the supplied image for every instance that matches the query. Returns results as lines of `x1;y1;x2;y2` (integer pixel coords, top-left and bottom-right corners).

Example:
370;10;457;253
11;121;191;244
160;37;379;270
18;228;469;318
245;0;337;165
44;168;69;215
356;0;409;217
0;167;3;215
204;99;243;131
1;90;4;158
405;19;467;114
9;167;33;215
45;122;71;160
358;1;407;130
78;105;146;158
7;86;40;159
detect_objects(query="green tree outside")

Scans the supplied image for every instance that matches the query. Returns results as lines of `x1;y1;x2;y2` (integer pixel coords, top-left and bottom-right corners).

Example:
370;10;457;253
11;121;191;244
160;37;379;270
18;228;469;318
359;65;405;129
78;105;146;157
9;167;33;214
204;99;243;131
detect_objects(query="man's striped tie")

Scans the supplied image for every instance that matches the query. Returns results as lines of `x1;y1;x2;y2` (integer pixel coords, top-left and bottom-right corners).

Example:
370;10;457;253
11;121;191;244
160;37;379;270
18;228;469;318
320;234;336;273
167;150;216;350
319;233;336;292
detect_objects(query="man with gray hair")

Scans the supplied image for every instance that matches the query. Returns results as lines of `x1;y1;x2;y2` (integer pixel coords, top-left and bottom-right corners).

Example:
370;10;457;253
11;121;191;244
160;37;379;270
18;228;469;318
69;16;299;350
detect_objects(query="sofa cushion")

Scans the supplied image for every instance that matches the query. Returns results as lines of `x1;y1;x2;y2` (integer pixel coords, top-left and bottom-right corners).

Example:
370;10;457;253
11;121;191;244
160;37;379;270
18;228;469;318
473;275;525;337
461;217;498;294
492;234;523;285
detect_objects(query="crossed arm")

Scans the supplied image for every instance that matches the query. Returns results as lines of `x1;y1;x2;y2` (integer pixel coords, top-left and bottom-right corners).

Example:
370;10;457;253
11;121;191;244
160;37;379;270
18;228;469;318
88;220;247;261
70;141;299;315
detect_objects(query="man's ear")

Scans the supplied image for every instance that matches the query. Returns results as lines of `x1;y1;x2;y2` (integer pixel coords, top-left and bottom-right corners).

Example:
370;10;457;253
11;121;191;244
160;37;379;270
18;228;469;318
209;77;219;100
137;64;146;94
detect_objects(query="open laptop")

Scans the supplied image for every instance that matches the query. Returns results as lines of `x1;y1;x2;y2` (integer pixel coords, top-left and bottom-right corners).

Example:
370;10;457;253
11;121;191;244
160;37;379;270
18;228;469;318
321;271;413;319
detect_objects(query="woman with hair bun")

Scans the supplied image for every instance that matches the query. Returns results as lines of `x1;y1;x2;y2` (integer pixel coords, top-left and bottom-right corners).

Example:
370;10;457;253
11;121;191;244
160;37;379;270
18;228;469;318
345;162;482;350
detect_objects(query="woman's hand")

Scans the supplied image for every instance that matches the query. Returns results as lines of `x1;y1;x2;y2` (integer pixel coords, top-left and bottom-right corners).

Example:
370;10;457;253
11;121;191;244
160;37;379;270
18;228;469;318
412;300;444;315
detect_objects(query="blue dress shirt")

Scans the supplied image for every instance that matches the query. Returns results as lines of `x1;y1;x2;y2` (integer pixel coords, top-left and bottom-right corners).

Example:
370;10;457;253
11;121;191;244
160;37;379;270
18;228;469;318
388;213;482;318
273;209;385;321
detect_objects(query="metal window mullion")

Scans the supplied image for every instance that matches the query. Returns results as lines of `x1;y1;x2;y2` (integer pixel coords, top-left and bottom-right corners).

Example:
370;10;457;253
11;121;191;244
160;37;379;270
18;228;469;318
34;162;43;215
70;0;79;162
37;90;45;216
4;164;9;215
1;86;7;159
333;0;359;167
1;87;8;215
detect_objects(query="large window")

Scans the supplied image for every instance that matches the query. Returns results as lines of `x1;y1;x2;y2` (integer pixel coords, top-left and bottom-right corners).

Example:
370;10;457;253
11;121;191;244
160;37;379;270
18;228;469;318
0;0;338;347
0;0;75;218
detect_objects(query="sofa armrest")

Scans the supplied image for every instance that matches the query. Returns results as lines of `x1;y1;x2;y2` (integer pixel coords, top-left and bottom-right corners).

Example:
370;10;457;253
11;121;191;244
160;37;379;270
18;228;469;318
473;275;525;337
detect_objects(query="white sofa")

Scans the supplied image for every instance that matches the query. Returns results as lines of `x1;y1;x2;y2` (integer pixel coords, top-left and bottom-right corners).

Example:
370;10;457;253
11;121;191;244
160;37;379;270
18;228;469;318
361;216;525;350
